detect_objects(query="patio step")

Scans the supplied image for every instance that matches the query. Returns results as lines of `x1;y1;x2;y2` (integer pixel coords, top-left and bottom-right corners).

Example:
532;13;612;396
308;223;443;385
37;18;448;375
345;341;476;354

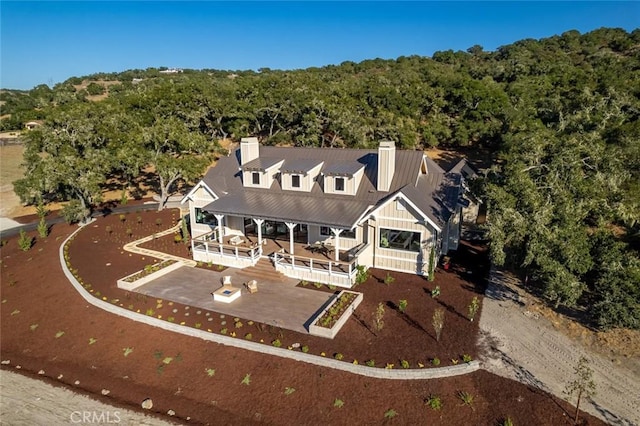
237;258;286;282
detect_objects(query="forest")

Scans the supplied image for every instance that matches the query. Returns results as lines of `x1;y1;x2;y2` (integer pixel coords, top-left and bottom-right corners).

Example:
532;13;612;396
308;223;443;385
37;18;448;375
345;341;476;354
1;27;638;330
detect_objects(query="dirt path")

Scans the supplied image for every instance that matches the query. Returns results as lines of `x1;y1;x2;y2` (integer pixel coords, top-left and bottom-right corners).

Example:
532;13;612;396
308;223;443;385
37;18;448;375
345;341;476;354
478;268;640;426
0;370;177;425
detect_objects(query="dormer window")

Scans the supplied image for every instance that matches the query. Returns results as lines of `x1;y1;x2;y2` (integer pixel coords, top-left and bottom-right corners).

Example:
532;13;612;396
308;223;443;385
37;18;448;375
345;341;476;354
335;177;345;192
291;175;300;188
252;172;261;185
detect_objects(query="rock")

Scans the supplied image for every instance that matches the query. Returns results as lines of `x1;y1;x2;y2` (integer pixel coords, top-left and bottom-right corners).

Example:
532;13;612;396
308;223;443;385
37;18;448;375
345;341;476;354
291;343;301;349
101;389;110;395
1;360;10;365
74;380;80;385
38;370;45;375
57;374;63;379
141;398;153;410
167;410;175;416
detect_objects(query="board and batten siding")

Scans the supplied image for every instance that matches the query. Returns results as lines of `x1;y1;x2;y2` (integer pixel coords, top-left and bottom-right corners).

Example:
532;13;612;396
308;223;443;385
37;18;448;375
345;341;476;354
188;185;218;238
372;198;434;275
308;225;361;251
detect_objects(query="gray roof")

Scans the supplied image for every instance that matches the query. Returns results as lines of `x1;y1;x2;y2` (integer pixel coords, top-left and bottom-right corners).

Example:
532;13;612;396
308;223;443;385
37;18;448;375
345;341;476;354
200;145;461;230
241;157;282;171
323;161;365;177
280;158;323;174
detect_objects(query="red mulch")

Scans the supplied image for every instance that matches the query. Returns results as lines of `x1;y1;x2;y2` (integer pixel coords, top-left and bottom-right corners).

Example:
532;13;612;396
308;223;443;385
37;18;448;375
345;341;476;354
0;208;605;425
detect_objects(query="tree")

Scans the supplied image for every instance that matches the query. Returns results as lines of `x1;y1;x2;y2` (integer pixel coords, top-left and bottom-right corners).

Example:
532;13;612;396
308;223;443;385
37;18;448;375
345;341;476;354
143;117;215;210
564;356;596;425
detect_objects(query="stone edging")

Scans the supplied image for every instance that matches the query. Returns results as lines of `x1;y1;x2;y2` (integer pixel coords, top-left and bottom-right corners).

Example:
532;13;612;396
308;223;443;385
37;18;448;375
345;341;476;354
122;224;197;266
60;224;480;380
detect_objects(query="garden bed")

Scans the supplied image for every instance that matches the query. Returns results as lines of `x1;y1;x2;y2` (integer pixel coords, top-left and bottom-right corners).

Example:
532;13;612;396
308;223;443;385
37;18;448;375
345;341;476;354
117;259;184;291
309;291;363;338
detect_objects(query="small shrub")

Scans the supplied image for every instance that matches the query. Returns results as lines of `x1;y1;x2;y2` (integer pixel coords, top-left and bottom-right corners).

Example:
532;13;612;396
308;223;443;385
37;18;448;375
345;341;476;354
457;391;474;408
123;347;134;357
88;337;97;345
365;359;375;367
400;359;410;369
501;417;515;426
385;363;394;369
220;328;228;335
425;395;442;410
195;323;202;329
313;282;323;289
55;330;65;338
300;280;308;286
155;218;163;227
431;285;441;298
301;345;309;353
431;357;441;366
18;230;33;251
235;321;243;328
384;409;398;419
37;217;49;238
354;265;369;286
126;228;133;238
174;234;183;244
272;339;282;348
328;284;336;291
333;398;344;408
119;214;126;223
383;272;395;285
205;368;215;377
284;387;295;395
398;299;407;313
462;354;473;363
136;215;142;224
468;296;480;322
105;225;112;235
432;308;445;342
244;333;253;340
334;353;344;360
451;359;459;365
374;302;385;331
167;316;175;322
241;373;251;385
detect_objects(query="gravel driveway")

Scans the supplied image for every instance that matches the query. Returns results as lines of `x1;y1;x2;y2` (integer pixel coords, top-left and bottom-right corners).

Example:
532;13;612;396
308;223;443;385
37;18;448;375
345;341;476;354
479;267;640;426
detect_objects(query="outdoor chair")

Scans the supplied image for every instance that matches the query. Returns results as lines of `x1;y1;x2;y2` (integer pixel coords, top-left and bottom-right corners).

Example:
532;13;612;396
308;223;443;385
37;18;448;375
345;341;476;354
222;275;233;286
246;280;258;294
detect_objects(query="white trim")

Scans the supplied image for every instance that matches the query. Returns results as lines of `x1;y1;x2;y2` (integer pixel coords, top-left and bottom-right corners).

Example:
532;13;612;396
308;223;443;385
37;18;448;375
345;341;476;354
181;181;218;204
377;215;422;223
368;192;441;232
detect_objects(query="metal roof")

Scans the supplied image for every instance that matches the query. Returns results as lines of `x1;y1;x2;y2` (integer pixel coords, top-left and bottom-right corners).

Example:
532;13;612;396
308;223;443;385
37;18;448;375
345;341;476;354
281;158;324;174
201;145;461;229
323;161;365;177
241;157;282;172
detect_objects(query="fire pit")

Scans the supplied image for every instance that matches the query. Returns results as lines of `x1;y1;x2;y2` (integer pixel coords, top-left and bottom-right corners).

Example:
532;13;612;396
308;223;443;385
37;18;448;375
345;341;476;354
212;286;241;303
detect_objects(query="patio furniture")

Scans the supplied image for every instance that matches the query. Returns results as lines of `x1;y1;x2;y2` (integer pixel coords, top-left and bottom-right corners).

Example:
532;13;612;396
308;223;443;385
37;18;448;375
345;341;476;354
246;280;258;294
229;235;244;245
222;275;233;286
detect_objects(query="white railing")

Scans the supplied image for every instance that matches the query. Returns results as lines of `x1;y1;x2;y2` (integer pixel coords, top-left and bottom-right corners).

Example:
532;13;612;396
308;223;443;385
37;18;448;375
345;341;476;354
192;237;262;268
273;251;358;288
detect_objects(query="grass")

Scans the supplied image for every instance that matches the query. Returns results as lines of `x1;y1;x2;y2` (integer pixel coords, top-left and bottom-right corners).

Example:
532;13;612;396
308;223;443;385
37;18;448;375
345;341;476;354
284;387;296;395
123;347;134;357
205;368;216;377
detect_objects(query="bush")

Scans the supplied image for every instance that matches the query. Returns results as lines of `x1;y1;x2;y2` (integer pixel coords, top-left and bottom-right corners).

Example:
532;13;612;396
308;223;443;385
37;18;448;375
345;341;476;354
384;272;395;285
62;200;87;224
86;82;105;96
272;339;282;347
37;217;49;238
334;353;344;360
18;229;33;251
398;299;407;313
431;357;441;366
301;345;309;353
425;395;442;410
365;359;375;367
400;359;410;369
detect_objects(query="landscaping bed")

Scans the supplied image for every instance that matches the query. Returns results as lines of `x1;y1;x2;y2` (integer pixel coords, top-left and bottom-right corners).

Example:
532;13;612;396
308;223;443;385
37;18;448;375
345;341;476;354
0;208;606;425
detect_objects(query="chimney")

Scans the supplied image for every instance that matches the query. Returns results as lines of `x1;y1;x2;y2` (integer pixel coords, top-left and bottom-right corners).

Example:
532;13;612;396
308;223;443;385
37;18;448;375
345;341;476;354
377;141;396;191
240;137;259;165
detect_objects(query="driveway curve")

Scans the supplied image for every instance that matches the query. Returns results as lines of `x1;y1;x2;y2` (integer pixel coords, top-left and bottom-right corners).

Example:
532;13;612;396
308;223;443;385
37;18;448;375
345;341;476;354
479;267;640;426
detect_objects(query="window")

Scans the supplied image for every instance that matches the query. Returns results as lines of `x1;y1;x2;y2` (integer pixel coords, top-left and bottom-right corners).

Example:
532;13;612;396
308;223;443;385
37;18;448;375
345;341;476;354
291;174;300;188
195;208;217;225
252;172;261;185
320;226;356;239
379;228;421;252
335;177;345;191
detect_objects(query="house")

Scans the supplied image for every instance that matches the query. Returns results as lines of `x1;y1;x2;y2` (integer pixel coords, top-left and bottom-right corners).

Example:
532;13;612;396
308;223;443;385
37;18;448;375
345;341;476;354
181;138;474;288
24;121;43;130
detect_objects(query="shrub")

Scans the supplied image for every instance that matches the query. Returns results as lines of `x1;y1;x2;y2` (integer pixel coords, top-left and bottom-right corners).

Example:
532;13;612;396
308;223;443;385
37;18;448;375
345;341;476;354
301;345;309;353
384;409;398;419
428;246;435;281
383;272;395;285
272;339;282;348
18;229;33;251
334;353;344;360
220;328;228;335
501;417;515;426
462;354;472;363
126;228;133;238
457;391;474;408
61;200;86;224
241;373;251;385
365;359;375;367
244;333;253;340
400;359;410;369
374;302;385;331
398;299;407;313
354;265;369;286
119;214;126;223
174;234;182;244
431;357;441;366
37;217;49;238
432;308;445;342
431;285;441;298
468;296;480;321
425;395;442;410
333;398;344;408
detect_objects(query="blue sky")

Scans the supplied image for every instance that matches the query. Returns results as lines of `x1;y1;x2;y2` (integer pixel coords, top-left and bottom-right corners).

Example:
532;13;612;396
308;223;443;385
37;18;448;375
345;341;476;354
1;1;638;90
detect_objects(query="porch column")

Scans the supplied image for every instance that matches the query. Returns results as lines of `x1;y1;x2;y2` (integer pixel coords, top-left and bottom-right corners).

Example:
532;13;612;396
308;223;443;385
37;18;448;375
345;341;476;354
253;218;264;246
215;214;225;243
330;228;343;262
285;222;297;254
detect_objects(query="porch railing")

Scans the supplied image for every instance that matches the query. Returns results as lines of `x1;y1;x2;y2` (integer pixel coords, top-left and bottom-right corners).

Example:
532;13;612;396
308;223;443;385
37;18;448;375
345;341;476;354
192;233;262;267
273;251;358;288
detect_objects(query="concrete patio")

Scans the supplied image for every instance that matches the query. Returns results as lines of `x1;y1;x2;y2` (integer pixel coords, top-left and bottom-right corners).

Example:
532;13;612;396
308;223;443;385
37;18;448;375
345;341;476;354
134;265;335;334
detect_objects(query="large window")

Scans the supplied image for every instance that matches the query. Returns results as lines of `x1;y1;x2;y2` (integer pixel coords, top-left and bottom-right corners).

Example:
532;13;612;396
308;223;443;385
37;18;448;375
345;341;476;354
252;172;261;185
195;208;217;225
291;174;300;188
379;228;421;252
335;177;345;191
320;226;356;239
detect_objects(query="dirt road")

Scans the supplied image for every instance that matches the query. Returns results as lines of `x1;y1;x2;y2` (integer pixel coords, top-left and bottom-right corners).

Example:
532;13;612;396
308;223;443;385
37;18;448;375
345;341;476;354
0;370;176;425
479;268;640;426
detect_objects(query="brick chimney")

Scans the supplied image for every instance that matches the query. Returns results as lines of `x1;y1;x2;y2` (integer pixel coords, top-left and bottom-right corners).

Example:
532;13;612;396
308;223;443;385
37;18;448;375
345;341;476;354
377;141;396;191
240;137;259;165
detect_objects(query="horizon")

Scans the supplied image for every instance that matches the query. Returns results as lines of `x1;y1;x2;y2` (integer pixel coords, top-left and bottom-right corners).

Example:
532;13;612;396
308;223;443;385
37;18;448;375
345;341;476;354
1;1;639;91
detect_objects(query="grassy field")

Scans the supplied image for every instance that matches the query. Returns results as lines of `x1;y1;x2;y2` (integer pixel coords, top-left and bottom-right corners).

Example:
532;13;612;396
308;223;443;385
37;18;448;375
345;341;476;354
0;144;30;217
